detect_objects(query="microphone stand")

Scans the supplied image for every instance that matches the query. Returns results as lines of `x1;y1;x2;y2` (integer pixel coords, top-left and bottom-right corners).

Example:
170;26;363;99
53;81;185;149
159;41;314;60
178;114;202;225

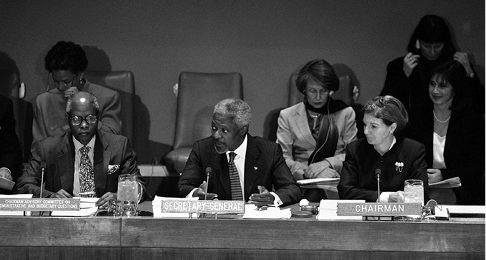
375;169;381;202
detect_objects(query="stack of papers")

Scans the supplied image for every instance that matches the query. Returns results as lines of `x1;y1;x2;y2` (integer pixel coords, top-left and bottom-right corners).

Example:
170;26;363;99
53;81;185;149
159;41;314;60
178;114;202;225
0;194;33;216
51;197;98;217
297;178;340;186
317;199;364;220
152;196;198;218
242;204;291;219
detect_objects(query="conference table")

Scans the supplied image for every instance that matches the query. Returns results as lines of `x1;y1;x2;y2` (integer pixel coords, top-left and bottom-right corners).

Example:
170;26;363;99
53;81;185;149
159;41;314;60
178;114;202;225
0;202;483;260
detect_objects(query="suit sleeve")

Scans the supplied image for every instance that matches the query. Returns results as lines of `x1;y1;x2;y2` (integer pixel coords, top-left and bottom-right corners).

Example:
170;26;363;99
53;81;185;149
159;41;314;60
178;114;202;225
276;111;307;175
177;142;204;197
338;143;378;202
270;143;301;206
0;97;22;180
15;140;55;198
406;142;429;201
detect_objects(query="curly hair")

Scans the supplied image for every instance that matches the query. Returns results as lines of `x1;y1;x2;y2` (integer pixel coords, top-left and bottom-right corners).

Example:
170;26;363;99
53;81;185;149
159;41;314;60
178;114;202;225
45;41;88;74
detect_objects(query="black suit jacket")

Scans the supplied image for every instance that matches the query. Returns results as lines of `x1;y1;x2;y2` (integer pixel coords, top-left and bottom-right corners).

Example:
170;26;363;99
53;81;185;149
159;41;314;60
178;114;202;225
407;106;485;205
0;94;22;192
178;134;301;206
16;130;143;198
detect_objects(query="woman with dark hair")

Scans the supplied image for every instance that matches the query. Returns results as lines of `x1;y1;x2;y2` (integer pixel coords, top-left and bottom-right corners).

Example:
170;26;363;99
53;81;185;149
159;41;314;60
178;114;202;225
406;60;485;205
338;96;428;203
380;14;483;114
32;41;121;147
277;59;357;201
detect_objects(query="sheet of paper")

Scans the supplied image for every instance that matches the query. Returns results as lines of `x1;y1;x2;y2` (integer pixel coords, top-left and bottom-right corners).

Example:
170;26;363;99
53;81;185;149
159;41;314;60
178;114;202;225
317;199;365;220
297;178;340;186
242;204;291;219
50;207;99;217
429;177;461;188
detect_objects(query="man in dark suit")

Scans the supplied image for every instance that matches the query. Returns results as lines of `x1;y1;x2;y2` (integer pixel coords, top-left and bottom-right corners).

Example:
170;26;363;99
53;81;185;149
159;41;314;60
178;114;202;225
0;94;22;193
178;98;300;206
16;91;143;207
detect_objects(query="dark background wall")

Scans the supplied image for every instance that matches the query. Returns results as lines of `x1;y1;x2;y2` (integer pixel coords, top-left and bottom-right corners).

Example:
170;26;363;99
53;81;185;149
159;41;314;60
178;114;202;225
1;0;484;163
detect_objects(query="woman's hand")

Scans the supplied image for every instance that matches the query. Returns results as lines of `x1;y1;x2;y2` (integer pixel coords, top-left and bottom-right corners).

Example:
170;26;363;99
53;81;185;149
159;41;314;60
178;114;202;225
63;86;79;99
454;52;473;75
427;168;444;184
304;160;334;179
402;52;420;77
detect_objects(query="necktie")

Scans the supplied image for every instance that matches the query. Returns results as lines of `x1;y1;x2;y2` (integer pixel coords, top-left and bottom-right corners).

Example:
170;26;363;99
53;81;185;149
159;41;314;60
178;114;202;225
228;152;243;200
79;146;95;196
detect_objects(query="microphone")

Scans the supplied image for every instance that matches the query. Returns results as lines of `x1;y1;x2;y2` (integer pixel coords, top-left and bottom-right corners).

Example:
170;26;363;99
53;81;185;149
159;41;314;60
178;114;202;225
40;162;46;198
204;167;211;200
375;168;381;202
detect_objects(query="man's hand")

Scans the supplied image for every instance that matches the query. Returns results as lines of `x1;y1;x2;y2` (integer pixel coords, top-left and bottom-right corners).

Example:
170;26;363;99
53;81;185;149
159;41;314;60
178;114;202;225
96;192;117;208
249;185;275;207
50;189;73;198
403;52;420;77
192;181;208;197
0;168;13;181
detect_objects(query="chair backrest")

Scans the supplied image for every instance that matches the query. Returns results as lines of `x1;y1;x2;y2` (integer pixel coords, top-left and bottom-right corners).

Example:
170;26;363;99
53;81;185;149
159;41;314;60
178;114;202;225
288;73;353;107
173;72;243;149
84;70;135;144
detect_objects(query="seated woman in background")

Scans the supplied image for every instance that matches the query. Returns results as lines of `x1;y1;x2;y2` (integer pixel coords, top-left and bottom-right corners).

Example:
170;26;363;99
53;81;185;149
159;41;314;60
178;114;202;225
32;41;121;148
277;59;358;201
338;95;428;203
380;14;484;114
406;60;485;205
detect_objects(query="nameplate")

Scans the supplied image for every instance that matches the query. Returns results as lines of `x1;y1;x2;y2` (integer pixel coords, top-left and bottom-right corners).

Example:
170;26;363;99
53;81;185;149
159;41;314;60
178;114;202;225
0;198;80;211
337;202;422;216
161;200;245;214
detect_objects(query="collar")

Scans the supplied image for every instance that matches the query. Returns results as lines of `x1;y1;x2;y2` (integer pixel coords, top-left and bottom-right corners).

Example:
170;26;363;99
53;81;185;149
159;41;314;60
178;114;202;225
73;135;96;152
227;134;248;159
388;136;397;151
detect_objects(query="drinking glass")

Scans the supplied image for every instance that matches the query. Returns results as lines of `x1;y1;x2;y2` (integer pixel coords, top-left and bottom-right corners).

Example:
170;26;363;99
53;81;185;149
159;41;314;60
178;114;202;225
404;179;424;205
117;174;142;216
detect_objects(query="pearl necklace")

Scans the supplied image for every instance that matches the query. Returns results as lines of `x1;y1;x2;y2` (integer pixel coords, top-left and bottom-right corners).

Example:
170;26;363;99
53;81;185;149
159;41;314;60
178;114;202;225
433;111;450;123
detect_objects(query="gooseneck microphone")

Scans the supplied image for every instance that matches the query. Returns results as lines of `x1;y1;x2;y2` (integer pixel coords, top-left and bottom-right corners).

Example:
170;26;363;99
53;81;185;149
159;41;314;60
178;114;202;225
204;167;211;200
375;169;381;202
40;162;46;198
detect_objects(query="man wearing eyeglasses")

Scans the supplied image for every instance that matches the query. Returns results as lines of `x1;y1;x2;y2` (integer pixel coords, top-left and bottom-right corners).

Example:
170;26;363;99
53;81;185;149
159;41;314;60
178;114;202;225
17;91;143;208
32;41;121;150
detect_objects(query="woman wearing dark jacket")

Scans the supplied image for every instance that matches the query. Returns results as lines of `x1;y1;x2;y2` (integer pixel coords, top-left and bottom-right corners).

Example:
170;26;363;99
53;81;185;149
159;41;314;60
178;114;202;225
406;60;485;205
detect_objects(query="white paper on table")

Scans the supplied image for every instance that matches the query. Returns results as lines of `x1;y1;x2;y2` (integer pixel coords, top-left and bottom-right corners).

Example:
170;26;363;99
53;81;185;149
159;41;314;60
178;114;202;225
0;194;33;216
297;178;340;186
429;177;461;188
152;196;199;218
242;204;291;219
317;199;365;220
51;197;99;216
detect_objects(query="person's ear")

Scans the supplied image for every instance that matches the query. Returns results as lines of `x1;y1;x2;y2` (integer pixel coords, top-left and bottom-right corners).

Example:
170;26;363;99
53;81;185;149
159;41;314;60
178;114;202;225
390;123;397;134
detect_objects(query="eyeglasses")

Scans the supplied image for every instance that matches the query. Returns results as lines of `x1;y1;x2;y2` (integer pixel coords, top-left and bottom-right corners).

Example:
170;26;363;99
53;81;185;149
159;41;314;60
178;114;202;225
46;73;76;93
68;114;98;125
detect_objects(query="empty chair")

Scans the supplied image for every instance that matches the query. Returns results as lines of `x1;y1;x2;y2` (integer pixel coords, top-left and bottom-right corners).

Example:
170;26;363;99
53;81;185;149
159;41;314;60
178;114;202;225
165;72;243;174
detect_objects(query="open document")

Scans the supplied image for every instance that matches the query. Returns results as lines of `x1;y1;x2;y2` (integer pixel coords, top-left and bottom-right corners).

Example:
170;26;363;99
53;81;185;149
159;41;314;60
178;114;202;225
429;177;461;188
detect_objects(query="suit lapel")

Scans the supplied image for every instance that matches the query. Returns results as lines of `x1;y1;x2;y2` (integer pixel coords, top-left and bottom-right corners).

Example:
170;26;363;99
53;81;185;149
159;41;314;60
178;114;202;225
58;133;74;193
295;104;316;146
94;132;110;195
244;135;262;199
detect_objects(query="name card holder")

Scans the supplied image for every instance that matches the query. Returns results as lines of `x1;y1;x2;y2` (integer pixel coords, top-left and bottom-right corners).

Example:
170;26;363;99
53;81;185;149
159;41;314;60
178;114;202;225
337;202;423;221
160;200;245;219
0;198;81;213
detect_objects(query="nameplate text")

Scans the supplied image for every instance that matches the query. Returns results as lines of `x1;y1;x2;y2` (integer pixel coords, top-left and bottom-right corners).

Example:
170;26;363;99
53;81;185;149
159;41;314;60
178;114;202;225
337;202;422;216
161;200;245;214
0;198;80;211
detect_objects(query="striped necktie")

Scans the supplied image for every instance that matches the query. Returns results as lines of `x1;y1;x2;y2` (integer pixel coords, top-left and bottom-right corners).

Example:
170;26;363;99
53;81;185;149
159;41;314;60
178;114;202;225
228;152;243;200
79;146;95;196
